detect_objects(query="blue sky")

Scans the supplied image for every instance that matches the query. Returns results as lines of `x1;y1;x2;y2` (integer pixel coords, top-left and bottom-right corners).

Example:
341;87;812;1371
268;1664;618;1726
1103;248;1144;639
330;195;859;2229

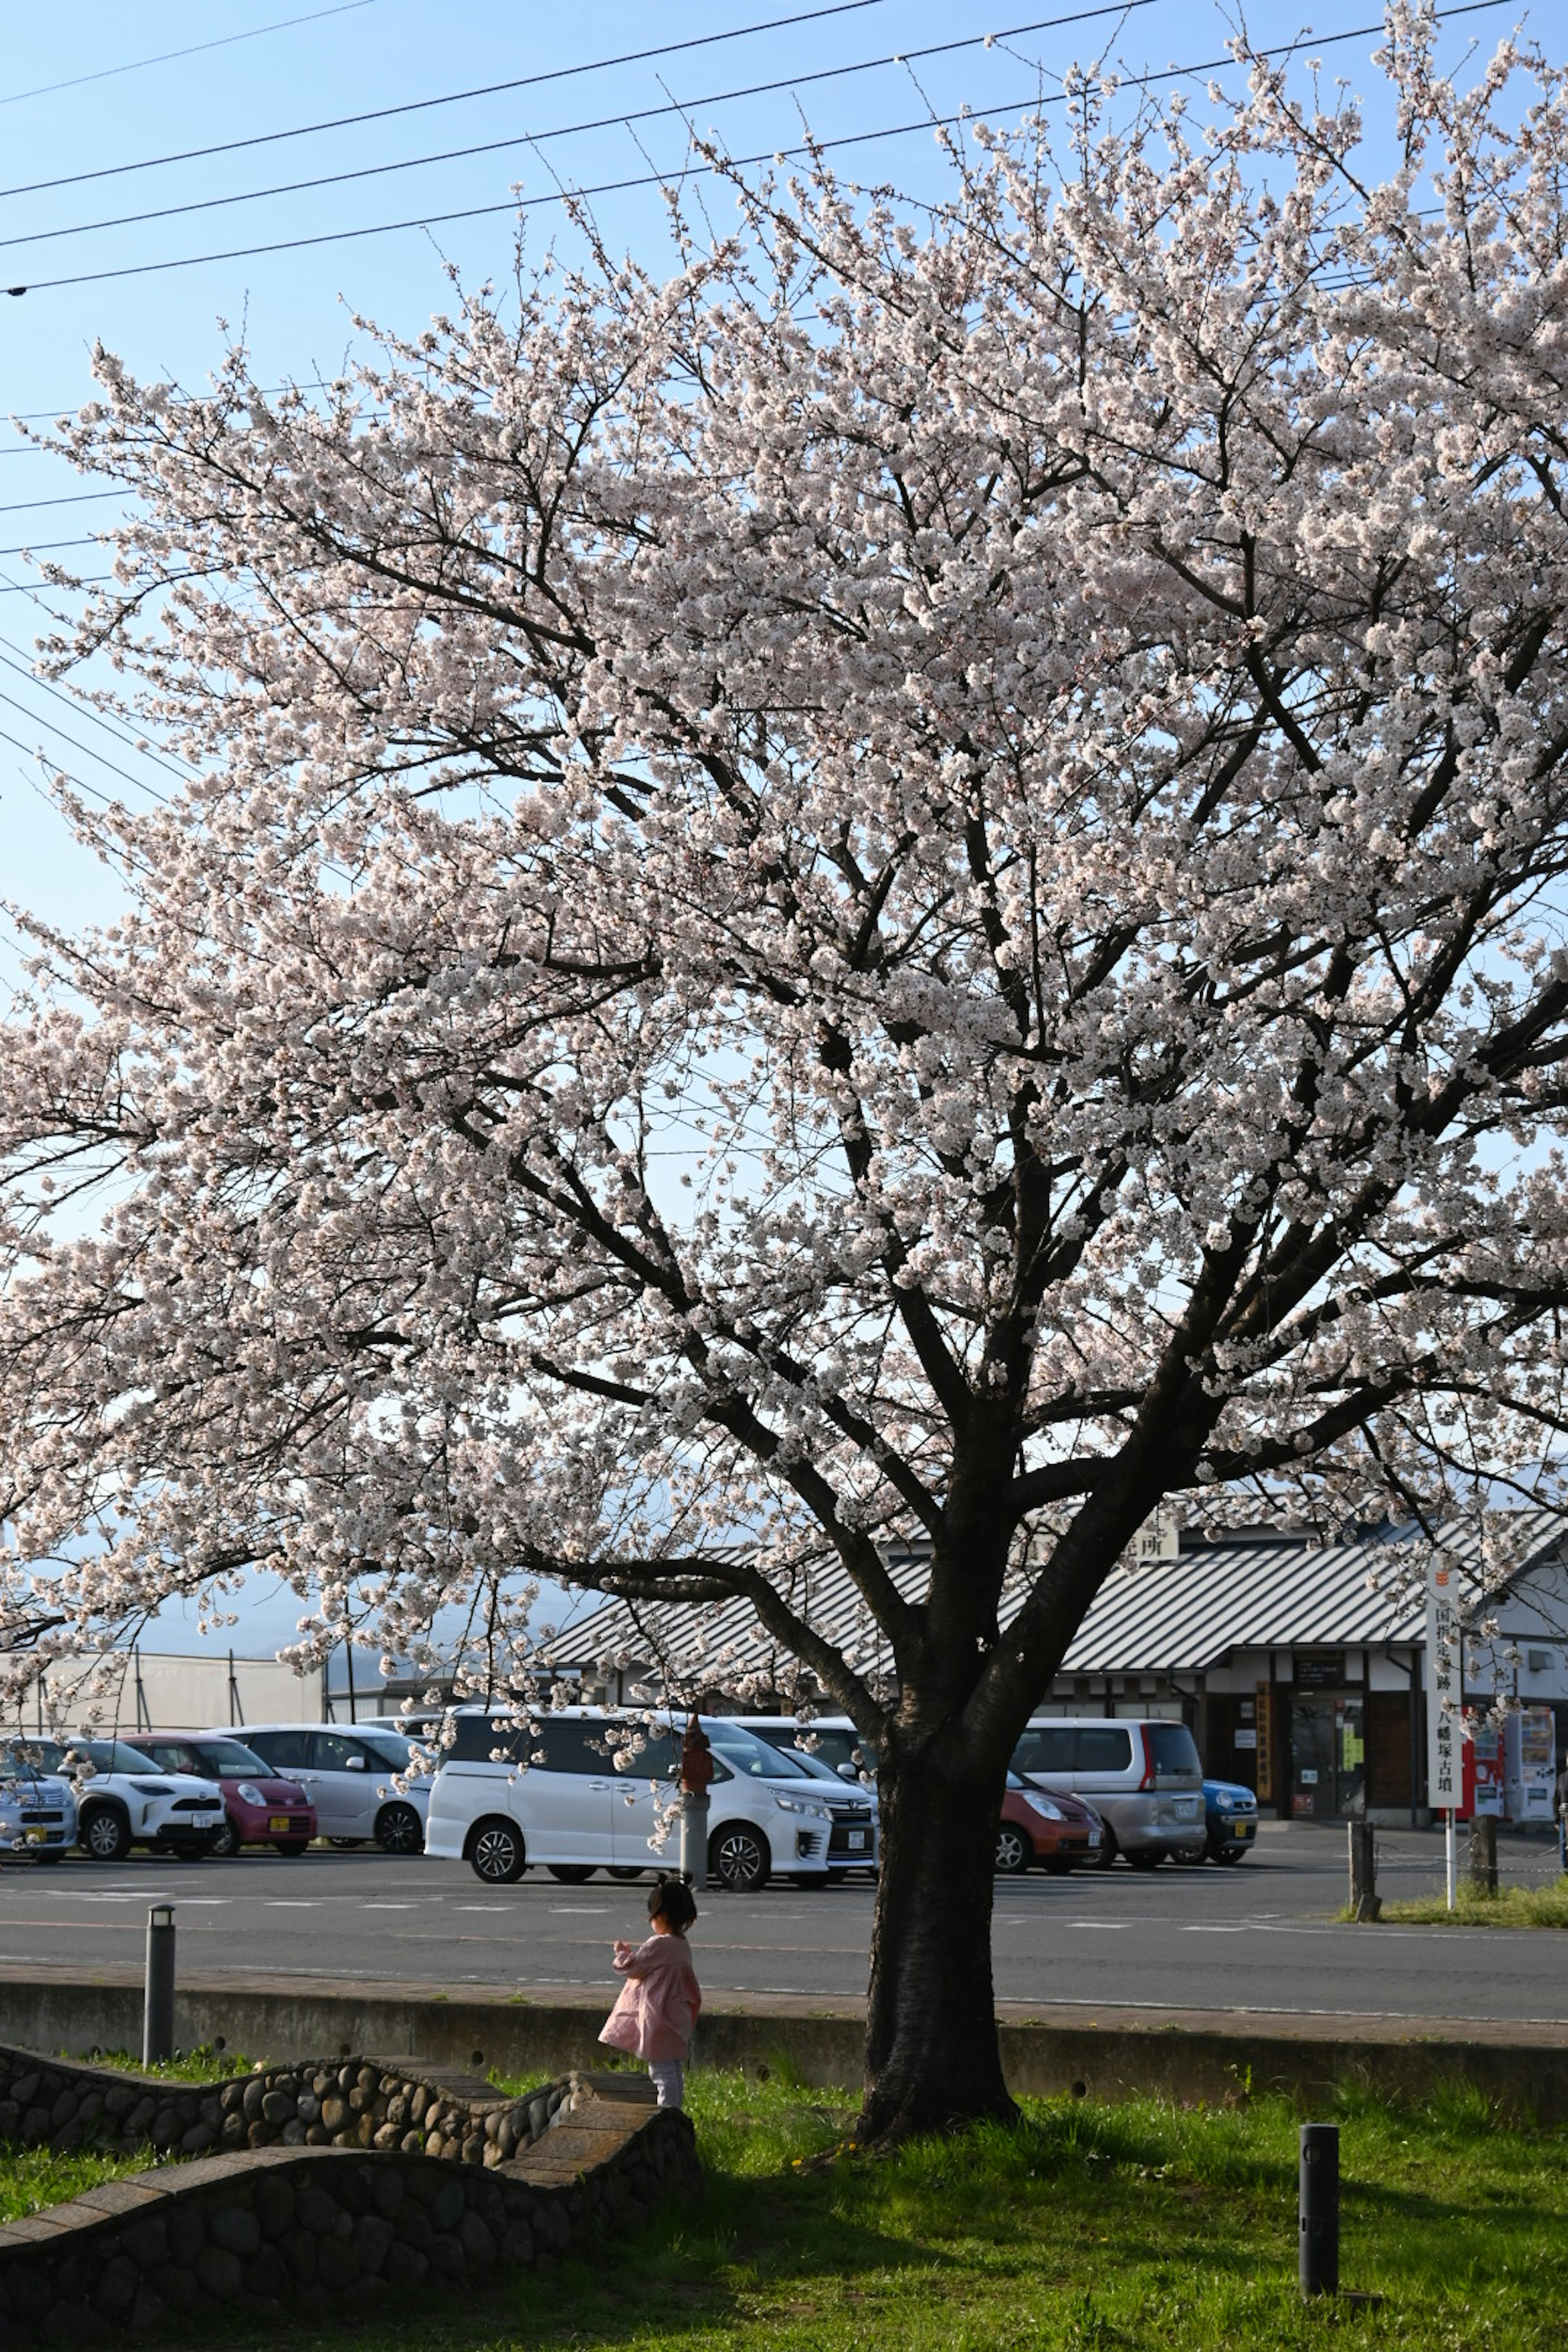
0;0;1530;1656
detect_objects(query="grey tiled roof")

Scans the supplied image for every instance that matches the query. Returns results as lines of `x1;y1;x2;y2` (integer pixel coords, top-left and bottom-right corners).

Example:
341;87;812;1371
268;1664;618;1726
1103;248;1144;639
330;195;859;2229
544;1512;1568;1686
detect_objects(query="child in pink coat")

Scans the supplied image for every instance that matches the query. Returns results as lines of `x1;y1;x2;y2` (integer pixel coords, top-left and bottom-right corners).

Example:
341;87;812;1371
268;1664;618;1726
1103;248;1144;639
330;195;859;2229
599;1875;702;2108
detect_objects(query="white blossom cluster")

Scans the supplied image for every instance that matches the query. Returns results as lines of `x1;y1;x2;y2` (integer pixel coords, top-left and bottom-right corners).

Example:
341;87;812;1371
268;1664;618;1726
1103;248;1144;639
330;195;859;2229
2;9;1567;1754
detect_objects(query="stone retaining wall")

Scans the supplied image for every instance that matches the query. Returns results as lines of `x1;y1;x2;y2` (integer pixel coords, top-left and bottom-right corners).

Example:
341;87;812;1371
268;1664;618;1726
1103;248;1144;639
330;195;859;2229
0;2071;696;2345
0;2046;572;2166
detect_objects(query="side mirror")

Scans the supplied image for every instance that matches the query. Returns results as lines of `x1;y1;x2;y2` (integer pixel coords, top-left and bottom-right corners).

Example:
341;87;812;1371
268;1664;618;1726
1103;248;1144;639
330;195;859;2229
836;1763;859;1782
345;1754;368;1771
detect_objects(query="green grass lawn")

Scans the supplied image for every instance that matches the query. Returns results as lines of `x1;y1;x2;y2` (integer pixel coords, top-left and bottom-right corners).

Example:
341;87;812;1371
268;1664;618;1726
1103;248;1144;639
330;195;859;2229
1367;1878;1568;1927
0;2141;157;2223
201;2067;1568;2352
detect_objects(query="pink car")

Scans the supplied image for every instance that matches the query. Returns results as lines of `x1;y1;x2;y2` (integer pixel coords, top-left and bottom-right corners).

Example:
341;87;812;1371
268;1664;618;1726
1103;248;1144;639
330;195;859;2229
125;1733;316;1857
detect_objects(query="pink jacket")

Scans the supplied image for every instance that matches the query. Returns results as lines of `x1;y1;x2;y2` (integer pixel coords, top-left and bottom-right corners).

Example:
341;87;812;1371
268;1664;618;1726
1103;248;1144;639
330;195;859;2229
598;1931;702;2063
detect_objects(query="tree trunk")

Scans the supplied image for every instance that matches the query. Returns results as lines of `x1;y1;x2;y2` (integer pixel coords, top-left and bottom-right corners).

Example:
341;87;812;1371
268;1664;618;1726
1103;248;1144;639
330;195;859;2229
859;1753;1018;2144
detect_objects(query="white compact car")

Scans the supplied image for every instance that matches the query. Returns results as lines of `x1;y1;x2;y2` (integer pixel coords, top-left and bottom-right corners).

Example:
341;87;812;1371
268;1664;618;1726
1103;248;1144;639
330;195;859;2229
23;1737;225;1861
231;1724;430;1853
425;1708;837;1892
0;1739;77;1863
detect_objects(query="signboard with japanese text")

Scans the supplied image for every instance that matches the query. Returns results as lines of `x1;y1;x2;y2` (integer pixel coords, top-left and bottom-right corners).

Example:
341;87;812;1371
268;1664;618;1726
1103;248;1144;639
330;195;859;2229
1254;1681;1274;1801
1130;1504;1180;1566
1425;1562;1463;1812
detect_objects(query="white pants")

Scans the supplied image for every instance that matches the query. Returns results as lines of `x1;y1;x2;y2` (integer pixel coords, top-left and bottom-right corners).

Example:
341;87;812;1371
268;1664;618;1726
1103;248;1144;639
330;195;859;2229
648;2060;685;2109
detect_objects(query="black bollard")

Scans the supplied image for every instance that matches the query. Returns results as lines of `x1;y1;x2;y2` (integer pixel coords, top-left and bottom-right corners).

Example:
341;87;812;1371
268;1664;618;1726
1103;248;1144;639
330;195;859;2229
1299;2122;1339;2298
143;1904;176;2067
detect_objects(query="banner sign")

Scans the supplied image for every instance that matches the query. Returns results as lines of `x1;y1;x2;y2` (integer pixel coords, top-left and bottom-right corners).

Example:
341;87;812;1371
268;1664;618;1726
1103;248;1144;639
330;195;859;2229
1425;1561;1463;1811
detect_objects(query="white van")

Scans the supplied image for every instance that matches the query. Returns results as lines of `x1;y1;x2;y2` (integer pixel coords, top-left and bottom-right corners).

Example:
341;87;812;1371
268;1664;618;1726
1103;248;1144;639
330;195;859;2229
230;1724;429;1854
424;1708;836;1892
1011;1717;1205;1866
732;1716;879;1874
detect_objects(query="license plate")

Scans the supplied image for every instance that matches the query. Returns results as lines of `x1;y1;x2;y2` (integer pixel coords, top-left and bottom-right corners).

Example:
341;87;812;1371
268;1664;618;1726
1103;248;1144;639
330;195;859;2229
1087;1831;1101;1847
1174;1798;1197;1817
24;1827;45;1845
847;1830;866;1850
1225;1818;1253;1836
267;1815;294;1834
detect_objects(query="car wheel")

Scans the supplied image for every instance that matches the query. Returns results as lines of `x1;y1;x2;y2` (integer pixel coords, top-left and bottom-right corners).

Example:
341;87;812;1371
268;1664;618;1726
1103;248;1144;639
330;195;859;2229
1093;1828;1119;1869
274;1841;310;1856
375;1803;424;1856
1217;1846;1247;1864
328;1837;363;1850
1127;1848;1163;1870
470;1818;527;1885
993;1824;1031;1875
826;1868;849;1885
32;1851;65;1866
547;1863;597;1883
1043;1858;1074;1876
80;1806;131;1862
708;1823;769;1893
1174;1842;1207;1866
172;1846;208;1863
608;1867;644;1881
210;1815;241;1860
791;1871;829;1889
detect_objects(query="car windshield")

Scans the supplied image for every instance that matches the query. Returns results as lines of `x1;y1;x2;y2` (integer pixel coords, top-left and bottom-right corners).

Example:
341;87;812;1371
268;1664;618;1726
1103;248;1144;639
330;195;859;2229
82;1740;180;1775
705;1725;812;1779
182;1741;267;1775
0;1740;64;1775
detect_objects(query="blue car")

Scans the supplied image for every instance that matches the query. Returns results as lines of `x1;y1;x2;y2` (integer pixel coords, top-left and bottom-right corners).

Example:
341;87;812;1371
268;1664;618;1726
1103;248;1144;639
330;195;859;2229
1202;1777;1258;1862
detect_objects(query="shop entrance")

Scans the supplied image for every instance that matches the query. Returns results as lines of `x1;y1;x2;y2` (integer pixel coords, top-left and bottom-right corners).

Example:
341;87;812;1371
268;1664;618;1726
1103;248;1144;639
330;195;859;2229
1288;1694;1365;1817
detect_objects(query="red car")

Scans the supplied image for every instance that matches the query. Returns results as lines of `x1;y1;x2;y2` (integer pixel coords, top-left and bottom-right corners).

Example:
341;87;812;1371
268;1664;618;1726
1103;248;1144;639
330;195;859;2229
995;1773;1104;1874
124;1733;316;1857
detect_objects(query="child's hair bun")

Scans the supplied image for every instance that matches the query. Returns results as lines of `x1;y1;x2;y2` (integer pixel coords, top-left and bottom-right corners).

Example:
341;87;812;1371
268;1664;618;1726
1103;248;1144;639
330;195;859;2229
649;1873;699;1932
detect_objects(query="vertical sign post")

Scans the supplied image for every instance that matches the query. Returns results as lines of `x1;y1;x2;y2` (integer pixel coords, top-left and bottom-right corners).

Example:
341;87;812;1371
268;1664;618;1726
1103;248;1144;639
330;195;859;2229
1425;1561;1462;1912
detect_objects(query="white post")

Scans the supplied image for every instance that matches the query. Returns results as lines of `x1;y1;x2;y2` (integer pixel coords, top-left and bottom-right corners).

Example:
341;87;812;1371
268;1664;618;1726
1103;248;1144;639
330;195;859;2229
1445;1807;1457;1911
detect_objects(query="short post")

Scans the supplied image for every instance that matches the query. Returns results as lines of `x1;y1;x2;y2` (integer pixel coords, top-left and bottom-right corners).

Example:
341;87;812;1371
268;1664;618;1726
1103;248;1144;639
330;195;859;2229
1298;2122;1339;2299
678;1713;714;1890
143;1904;176;2067
1347;1820;1380;1920
1467;1813;1498;1895
1445;1807;1458;1911
678;1788;710;1889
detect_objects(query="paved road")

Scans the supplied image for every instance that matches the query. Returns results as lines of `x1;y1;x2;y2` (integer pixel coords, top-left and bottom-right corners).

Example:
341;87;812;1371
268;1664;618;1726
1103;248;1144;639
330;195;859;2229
2;1822;1566;2027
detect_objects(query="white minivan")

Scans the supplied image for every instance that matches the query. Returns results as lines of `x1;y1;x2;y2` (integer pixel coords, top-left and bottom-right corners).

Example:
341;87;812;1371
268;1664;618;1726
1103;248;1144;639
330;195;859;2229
228;1723;429;1853
1011;1717;1206;1866
424;1708;836;1892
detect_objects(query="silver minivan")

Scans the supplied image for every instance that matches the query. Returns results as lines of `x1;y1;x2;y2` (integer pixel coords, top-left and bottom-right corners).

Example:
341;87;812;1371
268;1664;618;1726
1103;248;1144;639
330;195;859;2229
1012;1717;1205;1867
231;1724;429;1853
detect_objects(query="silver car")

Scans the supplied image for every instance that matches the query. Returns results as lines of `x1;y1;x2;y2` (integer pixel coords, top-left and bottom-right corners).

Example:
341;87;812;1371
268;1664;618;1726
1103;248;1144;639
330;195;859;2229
227;1724;428;1854
1012;1717;1206;1867
0;1741;76;1863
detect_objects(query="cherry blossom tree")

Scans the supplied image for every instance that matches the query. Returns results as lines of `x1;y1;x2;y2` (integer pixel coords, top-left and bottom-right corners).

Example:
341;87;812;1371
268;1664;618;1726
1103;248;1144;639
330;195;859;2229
3;5;1568;2137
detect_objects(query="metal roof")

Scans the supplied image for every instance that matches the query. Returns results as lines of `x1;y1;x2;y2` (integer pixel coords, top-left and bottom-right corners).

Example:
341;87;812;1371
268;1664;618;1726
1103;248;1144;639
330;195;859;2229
545;1513;1568;1689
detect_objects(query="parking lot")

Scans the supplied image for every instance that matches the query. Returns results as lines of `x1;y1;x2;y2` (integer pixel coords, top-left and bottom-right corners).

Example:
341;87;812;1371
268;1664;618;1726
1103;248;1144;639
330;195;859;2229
2;1821;1566;2027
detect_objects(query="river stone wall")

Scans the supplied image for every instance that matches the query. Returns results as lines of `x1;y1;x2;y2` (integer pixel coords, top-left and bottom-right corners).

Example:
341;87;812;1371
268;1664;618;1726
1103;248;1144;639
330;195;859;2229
0;2069;695;2344
0;2045;572;2164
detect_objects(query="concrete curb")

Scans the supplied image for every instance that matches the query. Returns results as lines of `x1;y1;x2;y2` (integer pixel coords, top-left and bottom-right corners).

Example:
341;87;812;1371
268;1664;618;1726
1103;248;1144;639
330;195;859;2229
3;1968;1568;2121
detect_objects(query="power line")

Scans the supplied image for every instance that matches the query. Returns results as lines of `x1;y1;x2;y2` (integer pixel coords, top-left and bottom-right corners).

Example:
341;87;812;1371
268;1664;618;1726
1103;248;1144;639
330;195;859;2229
0;490;122;514
0;6;1158;260
0;636;193;780
0;691;169;803
0;0;898;203
0;1;384;111
6;2;1514;298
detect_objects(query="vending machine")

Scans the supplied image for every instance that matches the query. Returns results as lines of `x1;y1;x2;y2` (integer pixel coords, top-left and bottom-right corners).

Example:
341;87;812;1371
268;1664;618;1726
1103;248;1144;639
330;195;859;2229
1459;1716;1505;1821
1502;1705;1557;1826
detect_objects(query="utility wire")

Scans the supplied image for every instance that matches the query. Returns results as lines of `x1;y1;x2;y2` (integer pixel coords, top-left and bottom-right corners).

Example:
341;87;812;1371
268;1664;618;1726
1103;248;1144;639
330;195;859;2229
5;2;1515;298
0;5;1159;258
0;691;169;802
0;1;383;111
0;17;1116;256
0;636;194;780
0;0;898;202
